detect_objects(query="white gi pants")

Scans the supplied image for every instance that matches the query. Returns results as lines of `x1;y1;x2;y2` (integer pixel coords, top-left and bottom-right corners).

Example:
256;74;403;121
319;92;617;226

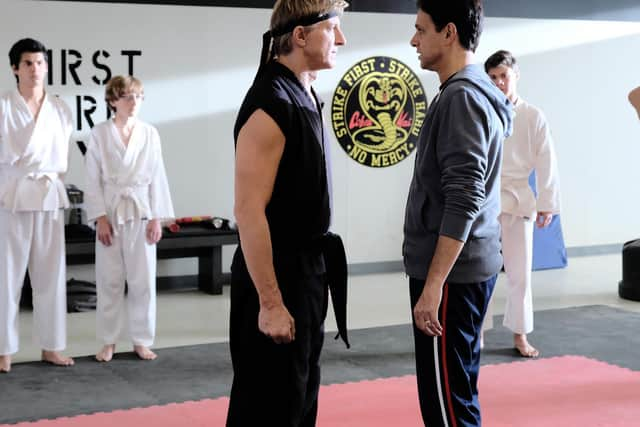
500;213;534;335
95;220;156;347
0;209;67;355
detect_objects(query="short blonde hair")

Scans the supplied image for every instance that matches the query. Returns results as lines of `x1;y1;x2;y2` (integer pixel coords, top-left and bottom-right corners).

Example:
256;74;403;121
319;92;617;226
270;0;348;57
105;75;144;112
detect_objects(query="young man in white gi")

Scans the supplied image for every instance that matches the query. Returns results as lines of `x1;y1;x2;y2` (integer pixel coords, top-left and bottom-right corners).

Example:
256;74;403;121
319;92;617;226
85;75;174;362
0;38;75;372
485;50;561;357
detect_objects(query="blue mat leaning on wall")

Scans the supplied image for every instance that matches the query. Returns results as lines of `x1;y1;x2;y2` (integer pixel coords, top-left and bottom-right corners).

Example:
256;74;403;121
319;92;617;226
529;171;567;270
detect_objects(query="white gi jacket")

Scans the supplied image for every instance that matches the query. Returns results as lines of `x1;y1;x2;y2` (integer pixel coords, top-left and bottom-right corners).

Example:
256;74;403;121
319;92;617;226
0;90;72;212
501;98;561;219
85;119;174;225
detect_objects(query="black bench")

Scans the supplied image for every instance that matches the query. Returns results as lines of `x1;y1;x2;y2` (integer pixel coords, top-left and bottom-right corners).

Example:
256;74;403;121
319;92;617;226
22;225;239;308
65;224;239;295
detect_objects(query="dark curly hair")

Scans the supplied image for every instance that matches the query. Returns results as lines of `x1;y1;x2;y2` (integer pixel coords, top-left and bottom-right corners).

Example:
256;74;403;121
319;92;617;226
8;38;48;83
416;0;483;52
484;49;519;73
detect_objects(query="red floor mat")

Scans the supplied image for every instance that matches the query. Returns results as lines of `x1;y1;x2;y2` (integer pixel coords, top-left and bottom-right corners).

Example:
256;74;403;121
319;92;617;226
5;356;639;426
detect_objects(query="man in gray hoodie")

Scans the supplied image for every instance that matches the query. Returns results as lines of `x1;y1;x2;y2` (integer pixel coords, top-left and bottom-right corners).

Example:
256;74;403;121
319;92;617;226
403;1;513;425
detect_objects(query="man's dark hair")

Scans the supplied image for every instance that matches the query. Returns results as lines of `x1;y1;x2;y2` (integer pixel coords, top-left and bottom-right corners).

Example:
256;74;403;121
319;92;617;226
8;38;48;83
416;0;483;52
484;49;518;73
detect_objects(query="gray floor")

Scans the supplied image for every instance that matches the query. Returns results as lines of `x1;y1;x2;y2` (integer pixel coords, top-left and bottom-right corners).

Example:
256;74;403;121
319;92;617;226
11;253;640;364
3;304;639;424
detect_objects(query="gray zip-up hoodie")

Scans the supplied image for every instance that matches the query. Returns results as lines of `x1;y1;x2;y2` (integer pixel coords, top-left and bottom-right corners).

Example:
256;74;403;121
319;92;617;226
403;64;513;283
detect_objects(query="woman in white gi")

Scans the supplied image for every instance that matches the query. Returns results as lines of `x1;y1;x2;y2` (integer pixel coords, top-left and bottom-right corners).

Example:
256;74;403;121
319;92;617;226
0;38;75;373
484;50;561;357
85;75;174;362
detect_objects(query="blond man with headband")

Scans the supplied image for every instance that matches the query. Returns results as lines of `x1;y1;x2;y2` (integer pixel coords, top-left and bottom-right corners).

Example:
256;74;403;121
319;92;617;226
227;1;348;425
85;75;174;362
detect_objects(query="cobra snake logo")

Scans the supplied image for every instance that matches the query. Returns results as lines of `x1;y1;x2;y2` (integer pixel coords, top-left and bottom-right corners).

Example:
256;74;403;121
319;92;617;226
352;72;409;154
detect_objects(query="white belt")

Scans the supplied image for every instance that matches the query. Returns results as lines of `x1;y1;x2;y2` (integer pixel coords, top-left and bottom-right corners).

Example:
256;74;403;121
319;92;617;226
109;185;148;226
3;172;65;218
106;184;150;248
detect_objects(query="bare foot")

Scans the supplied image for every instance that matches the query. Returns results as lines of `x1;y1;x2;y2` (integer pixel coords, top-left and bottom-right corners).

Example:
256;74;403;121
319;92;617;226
134;345;157;360
95;344;116;362
514;334;539;358
42;350;74;366
0;355;11;373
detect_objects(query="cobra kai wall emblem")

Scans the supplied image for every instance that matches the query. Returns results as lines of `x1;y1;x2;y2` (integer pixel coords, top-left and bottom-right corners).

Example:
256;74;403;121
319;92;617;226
331;56;427;168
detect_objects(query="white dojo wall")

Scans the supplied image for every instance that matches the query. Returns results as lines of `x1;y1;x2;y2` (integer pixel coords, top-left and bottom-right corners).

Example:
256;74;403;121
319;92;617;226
1;1;640;279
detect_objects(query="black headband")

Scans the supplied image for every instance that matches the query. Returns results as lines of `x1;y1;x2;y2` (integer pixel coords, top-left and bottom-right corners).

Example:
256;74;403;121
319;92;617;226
257;10;339;78
270;11;338;38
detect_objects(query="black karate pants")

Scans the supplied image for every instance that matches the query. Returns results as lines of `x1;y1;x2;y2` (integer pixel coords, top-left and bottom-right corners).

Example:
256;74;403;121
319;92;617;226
409;275;496;427
226;265;328;427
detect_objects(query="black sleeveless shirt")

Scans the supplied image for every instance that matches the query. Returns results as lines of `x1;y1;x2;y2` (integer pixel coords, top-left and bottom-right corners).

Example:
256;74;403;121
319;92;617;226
234;61;330;253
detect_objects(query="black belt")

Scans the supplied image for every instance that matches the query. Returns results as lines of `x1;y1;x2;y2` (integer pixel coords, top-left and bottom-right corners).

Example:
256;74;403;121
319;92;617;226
321;232;350;349
270;232;350;348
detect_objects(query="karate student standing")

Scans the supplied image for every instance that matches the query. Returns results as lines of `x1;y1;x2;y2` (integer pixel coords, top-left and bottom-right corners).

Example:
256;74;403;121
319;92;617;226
0;38;75;373
484;50;561;357
85;75;174;362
